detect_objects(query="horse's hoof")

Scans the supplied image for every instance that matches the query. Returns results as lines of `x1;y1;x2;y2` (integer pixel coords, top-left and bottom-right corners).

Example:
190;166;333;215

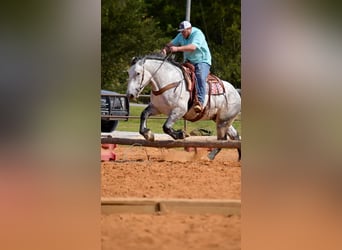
141;129;155;142
145;131;155;141
176;130;186;139
207;151;216;160
208;148;220;160
165;128;186;140
147;133;155;141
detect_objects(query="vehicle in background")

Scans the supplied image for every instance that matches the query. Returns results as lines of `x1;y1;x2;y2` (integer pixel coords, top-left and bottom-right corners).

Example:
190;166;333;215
101;90;129;133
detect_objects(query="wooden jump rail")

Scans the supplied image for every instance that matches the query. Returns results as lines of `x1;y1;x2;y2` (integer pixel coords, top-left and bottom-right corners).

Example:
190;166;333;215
101;198;241;216
101;133;241;150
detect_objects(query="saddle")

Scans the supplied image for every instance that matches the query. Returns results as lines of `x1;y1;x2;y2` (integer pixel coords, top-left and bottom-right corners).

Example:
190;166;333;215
181;63;226;122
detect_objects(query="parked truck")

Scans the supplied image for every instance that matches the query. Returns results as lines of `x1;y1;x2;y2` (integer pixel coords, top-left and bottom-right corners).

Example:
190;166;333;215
101;90;129;133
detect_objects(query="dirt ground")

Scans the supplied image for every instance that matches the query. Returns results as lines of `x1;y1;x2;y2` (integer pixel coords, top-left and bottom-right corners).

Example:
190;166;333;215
101;145;241;250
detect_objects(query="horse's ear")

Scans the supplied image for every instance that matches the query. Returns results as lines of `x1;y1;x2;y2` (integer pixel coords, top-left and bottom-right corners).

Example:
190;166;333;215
130;57;139;66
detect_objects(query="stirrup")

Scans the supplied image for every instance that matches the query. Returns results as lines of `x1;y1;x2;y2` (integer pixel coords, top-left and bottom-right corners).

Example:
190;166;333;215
193;104;202;113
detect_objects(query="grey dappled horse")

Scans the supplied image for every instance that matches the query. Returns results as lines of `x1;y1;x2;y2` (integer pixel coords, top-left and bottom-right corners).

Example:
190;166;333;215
126;54;241;160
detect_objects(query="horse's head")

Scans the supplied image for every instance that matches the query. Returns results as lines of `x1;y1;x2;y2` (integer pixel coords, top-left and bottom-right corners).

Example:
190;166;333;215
126;54;173;100
126;58;151;100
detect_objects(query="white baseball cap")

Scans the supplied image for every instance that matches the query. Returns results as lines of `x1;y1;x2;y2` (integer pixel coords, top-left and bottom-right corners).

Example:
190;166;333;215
177;21;192;32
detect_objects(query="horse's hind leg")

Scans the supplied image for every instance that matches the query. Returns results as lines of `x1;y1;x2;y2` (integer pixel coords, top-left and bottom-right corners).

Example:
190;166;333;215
208;121;228;160
208;121;241;161
139;104;159;141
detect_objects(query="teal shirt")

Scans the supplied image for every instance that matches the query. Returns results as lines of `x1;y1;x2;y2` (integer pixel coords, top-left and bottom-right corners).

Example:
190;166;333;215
171;27;211;65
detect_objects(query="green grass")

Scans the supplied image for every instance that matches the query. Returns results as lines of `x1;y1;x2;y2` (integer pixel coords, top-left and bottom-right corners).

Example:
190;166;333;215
116;105;241;136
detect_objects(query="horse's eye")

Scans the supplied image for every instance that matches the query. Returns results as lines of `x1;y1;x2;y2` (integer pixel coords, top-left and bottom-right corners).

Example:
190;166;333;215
136;72;140;76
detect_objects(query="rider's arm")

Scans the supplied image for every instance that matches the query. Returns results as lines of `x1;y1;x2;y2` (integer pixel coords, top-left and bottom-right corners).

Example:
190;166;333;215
172;44;196;52
163;43;196;54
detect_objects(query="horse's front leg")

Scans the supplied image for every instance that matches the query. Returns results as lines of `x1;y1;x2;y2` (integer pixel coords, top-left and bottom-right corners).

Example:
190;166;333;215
139;104;160;141
162;109;187;140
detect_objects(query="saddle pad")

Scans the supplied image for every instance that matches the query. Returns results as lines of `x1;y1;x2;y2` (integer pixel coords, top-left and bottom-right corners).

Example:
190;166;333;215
207;82;225;95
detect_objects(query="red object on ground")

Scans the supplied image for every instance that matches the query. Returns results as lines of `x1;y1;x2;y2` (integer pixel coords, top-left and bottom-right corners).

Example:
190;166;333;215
101;144;117;161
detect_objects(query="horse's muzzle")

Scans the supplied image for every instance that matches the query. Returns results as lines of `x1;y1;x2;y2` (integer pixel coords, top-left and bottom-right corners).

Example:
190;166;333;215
127;93;137;101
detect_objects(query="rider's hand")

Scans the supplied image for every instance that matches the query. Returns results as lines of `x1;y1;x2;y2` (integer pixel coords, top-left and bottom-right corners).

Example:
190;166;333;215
161;48;167;55
169;46;179;53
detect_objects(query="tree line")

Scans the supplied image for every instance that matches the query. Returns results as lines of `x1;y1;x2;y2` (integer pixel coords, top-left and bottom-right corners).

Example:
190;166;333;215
102;0;240;93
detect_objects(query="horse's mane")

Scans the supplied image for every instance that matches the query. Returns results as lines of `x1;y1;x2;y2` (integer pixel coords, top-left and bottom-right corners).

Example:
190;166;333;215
130;53;182;68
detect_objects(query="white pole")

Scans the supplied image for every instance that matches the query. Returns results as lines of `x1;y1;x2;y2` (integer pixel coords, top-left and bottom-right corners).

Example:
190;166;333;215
186;0;191;21
184;0;191;131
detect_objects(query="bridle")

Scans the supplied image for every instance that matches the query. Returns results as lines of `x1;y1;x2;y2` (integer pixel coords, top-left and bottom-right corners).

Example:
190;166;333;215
137;53;182;96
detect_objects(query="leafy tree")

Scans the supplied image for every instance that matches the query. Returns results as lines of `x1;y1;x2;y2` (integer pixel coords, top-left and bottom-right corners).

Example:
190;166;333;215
197;0;240;86
102;0;168;93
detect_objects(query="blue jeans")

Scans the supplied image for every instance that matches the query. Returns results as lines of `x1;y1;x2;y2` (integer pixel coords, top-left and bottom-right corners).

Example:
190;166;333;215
194;62;210;105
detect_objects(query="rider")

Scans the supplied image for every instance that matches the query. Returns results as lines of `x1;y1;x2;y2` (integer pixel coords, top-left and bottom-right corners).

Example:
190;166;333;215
161;21;212;113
